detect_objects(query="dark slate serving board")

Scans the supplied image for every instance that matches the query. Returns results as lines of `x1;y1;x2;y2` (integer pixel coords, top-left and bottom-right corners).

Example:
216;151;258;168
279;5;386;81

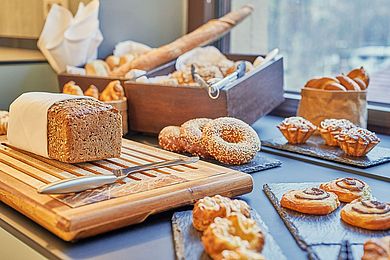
309;244;363;260
131;139;282;174
171;210;287;260
204;152;282;174
263;182;390;260
262;135;390;168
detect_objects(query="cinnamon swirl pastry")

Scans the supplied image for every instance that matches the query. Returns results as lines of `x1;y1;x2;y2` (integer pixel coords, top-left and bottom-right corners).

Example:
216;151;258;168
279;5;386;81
202;213;264;258
320;177;371;203
280;187;340;215
362;236;390;260
192;195;250;231
277;116;316;144
341;199;390;230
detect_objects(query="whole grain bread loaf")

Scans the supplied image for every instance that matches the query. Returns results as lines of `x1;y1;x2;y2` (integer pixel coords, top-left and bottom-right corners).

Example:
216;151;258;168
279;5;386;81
47;99;122;163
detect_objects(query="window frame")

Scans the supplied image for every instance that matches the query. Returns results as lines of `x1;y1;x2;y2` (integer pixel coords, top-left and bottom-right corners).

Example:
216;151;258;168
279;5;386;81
188;0;390;134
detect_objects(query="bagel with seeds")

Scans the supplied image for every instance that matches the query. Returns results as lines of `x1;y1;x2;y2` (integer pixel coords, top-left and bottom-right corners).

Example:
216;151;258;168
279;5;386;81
201;117;260;165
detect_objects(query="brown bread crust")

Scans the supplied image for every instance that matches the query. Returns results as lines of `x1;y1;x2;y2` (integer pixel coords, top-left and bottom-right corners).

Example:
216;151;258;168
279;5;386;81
47;99;122;163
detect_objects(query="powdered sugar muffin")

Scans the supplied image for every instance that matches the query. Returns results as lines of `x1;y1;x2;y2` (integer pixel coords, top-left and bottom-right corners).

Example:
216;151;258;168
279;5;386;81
318;119;356;146
277;116;316;144
337;127;380;156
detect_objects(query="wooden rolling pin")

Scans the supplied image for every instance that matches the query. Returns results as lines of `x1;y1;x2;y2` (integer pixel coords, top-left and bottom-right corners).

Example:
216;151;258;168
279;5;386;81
112;4;254;76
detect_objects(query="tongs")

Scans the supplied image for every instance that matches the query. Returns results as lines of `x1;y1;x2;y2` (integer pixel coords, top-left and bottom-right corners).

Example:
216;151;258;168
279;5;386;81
191;62;246;99
191;48;279;99
38;156;199;194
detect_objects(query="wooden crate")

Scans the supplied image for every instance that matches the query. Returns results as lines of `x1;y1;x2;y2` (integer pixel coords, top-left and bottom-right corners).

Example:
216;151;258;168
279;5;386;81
0;138;253;241
124;54;284;133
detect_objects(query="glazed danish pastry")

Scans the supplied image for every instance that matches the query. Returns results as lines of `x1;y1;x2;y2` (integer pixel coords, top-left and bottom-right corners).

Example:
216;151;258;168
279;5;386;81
277;116;316;144
362;236;390;260
192;195;250;231
340;199;390;230
280;187;340;215
320;177;371;203
202;213;264;258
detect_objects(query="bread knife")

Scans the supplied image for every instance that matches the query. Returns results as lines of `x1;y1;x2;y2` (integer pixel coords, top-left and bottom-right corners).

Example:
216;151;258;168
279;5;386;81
38;156;199;194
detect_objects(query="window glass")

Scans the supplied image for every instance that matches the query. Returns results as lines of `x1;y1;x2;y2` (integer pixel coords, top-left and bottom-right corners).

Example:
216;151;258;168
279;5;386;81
231;0;390;104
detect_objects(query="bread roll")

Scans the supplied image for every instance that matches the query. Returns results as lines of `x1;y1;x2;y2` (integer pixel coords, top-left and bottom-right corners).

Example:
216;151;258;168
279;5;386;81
85;60;110;76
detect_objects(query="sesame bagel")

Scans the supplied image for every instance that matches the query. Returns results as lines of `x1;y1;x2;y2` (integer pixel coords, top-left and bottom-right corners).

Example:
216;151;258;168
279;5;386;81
202;117;260;165
180;118;213;157
158;126;186;153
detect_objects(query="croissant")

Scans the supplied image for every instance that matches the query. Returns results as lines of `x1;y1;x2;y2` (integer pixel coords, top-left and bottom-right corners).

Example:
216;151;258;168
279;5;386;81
63;81;83;96
84;85;99;99
99;80;125;101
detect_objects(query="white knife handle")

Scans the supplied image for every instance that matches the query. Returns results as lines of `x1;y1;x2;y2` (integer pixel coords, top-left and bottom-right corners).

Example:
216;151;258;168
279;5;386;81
38;175;118;194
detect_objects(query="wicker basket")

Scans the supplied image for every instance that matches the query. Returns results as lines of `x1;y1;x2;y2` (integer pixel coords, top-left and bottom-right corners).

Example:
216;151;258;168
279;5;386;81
104;98;128;135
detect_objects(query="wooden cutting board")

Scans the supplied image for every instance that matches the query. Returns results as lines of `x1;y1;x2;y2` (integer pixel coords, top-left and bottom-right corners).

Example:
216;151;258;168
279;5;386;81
0;137;253;241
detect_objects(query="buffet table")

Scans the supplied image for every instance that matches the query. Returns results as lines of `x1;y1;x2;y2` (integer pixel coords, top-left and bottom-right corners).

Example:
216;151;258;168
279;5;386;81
0;115;389;260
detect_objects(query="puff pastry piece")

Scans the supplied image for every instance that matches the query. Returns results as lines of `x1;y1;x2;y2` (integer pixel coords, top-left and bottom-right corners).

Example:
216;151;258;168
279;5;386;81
215;248;265;260
362;236;390;260
341;199;390;230
280;187;340;215
202;213;264;258
320;177;371;203
192;195;250;231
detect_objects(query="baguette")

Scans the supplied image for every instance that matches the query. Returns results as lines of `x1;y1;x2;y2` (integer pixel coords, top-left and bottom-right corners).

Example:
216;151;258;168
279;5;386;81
112;5;254;75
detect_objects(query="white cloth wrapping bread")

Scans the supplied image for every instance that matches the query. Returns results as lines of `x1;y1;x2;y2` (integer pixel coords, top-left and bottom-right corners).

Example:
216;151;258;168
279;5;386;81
7;92;92;158
38;0;103;73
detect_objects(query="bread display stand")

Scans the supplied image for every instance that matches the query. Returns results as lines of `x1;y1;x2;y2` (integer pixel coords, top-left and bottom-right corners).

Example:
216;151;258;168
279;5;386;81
125;54;284;133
